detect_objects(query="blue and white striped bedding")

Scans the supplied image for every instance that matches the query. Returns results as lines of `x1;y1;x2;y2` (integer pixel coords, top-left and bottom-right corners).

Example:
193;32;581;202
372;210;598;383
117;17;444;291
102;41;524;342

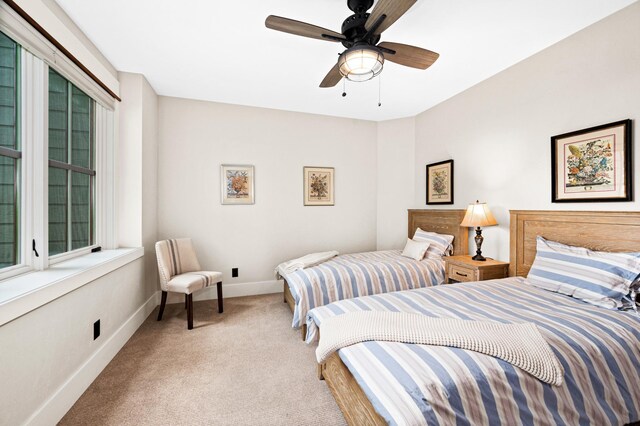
282;250;445;328
307;278;640;425
528;236;640;309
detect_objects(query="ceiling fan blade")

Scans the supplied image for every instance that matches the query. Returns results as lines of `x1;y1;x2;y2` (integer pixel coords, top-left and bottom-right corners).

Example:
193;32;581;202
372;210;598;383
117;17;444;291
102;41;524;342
365;0;417;36
265;15;345;42
378;42;439;70
320;63;342;88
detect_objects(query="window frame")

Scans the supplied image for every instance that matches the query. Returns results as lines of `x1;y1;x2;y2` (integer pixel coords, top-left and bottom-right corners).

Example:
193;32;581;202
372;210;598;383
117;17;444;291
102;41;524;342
0;26;115;281
47;69;97;261
0;31;24;278
0;146;21;266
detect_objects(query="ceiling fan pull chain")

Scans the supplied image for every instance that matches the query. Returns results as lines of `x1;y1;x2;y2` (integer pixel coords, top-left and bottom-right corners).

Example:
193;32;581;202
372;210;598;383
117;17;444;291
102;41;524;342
378;75;382;107
342;79;347;97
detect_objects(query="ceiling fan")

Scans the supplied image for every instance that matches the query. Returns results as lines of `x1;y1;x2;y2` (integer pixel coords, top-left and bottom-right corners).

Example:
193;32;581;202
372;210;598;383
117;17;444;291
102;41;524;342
265;0;439;88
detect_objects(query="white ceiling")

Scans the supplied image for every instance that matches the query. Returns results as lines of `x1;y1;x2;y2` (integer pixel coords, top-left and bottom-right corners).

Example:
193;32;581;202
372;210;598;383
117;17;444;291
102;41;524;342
55;0;636;121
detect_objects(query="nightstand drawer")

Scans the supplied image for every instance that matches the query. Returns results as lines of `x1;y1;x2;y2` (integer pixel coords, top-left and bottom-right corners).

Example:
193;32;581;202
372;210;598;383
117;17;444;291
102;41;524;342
444;255;509;284
448;264;476;282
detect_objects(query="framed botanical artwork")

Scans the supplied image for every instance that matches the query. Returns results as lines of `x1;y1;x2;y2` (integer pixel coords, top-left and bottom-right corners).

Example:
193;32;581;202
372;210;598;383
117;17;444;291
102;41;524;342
221;164;255;205
551;119;632;202
303;166;334;206
426;160;454;205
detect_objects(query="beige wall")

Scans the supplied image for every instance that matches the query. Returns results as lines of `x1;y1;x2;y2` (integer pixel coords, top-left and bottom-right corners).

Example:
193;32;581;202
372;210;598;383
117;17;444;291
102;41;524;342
413;2;640;261
141;76;159;293
376;117;415;250
117;72;159;293
0;259;151;426
116;73;143;247
157;97;378;295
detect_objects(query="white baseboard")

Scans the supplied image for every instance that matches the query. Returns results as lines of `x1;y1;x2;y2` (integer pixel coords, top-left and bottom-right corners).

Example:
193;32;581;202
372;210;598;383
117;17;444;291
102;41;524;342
26;292;159;426
224;279;282;298
167;280;283;304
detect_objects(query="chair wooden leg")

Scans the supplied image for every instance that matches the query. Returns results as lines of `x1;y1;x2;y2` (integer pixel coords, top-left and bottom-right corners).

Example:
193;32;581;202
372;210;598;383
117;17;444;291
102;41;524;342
187;294;194;330
157;291;167;321
185;294;188;310
216;281;223;313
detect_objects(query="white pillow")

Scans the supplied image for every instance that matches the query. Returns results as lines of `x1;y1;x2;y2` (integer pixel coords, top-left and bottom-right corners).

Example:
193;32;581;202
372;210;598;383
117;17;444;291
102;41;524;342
413;228;454;259
401;238;431;261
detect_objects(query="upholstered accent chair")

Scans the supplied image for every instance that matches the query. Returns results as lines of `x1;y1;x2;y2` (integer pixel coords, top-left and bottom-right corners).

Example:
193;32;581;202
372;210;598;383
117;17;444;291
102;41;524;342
155;238;223;330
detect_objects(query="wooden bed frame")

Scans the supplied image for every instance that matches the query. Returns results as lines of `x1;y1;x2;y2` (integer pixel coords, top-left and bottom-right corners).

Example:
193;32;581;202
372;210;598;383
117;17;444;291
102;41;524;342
509;210;640;276
282;209;468;339
321;210;640;426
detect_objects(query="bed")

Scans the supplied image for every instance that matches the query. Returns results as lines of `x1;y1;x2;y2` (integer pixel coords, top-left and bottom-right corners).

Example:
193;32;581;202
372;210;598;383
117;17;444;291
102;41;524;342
281;209;468;337
313;210;640;426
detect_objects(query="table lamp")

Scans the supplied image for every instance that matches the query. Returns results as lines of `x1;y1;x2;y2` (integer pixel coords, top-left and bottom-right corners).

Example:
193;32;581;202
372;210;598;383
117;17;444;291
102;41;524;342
460;200;498;261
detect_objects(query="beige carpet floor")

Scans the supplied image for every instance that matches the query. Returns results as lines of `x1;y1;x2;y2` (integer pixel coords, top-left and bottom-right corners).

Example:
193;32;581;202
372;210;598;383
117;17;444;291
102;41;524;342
60;293;347;426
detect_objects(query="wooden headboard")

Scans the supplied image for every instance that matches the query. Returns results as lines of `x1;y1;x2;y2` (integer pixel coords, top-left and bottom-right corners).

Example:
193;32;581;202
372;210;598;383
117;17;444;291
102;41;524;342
510;210;640;277
408;209;468;256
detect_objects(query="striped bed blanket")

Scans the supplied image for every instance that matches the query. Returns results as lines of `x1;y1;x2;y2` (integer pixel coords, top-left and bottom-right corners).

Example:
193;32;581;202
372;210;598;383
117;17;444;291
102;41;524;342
307;277;640;425
281;250;445;328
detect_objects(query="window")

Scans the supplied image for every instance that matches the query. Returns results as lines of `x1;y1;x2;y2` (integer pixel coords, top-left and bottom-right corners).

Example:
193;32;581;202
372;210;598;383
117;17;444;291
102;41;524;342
48;69;95;256
0;12;116;282
0;31;19;269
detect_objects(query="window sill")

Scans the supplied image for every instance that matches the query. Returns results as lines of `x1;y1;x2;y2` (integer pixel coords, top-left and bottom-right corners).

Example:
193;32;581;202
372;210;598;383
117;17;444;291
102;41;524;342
0;247;144;327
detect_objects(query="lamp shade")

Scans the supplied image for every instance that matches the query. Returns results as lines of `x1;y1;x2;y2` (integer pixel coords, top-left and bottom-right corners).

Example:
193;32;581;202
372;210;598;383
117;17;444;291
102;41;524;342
460;201;498;227
338;45;384;82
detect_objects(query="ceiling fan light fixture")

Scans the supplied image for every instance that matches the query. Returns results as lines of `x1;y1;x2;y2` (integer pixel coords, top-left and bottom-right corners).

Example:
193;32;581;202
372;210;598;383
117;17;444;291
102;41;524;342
338;45;384;82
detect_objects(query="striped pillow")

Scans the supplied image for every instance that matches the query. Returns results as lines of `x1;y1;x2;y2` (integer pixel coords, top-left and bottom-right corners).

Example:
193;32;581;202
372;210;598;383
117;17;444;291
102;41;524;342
527;236;640;309
413;228;454;260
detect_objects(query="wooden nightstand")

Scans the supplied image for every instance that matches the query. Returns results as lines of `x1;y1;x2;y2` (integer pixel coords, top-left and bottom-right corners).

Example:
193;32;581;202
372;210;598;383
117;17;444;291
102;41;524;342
444;255;509;284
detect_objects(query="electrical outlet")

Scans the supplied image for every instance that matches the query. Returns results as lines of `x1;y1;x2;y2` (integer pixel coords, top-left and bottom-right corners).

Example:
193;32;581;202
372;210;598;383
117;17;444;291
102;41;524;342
232;268;238;278
93;320;100;340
